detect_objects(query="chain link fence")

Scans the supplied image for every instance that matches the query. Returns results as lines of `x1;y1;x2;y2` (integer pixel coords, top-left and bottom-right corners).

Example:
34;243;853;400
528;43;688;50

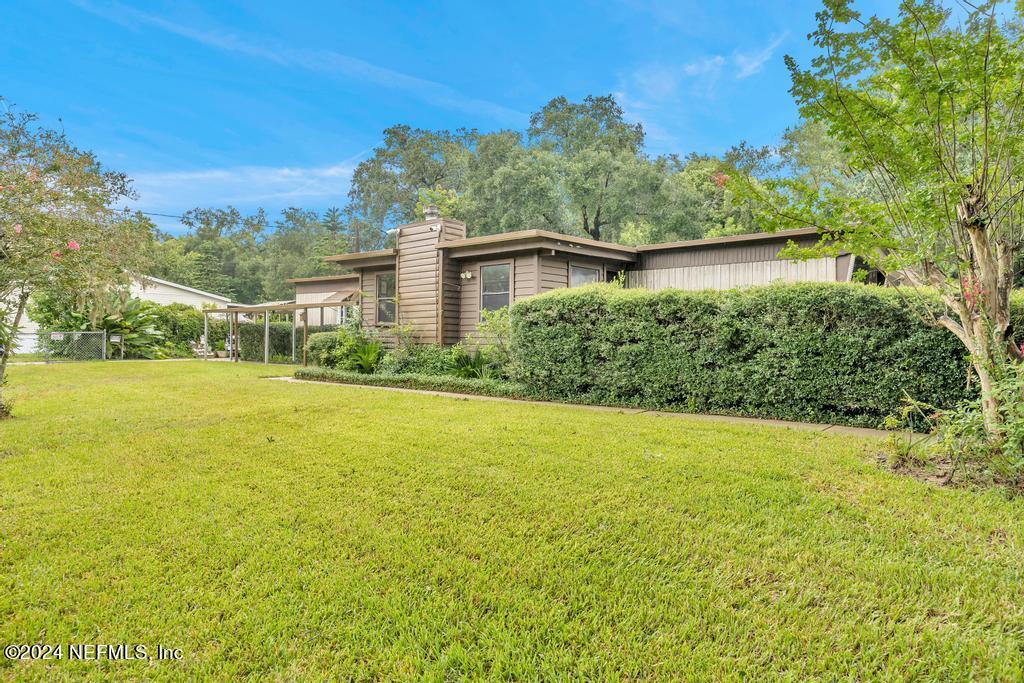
6;331;107;362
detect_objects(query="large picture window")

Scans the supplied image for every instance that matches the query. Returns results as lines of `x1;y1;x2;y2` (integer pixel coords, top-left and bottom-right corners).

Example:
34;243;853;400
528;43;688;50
480;263;511;314
570;264;601;287
376;272;396;324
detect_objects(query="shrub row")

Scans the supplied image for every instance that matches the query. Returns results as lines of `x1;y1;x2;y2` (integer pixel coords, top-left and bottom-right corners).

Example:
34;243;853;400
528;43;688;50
509;283;977;428
150;304;227;356
293;368;533;399
240;322;337;362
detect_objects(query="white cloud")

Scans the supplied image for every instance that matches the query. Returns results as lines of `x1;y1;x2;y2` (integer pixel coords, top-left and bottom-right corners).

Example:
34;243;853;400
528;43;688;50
125;161;357;231
72;0;526;125
733;34;787;80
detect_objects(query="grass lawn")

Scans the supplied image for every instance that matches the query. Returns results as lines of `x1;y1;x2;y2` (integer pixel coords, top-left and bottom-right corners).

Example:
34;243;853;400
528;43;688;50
1;361;1022;680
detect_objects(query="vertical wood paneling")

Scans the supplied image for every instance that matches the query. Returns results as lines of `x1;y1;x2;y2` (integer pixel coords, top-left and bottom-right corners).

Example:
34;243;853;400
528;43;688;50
396;223;441;341
625;257;838;291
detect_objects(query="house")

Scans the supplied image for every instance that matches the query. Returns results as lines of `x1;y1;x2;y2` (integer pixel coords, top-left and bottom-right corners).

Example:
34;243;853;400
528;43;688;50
130;275;234;309
291;206;857;345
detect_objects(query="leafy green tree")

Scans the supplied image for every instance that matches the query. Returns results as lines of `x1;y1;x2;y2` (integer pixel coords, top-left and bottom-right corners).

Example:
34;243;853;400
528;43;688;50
526;95;654;241
414;187;463;221
260;207;348;300
729;0;1024;441
462;131;570;234
346;125;476;247
0;106;152;414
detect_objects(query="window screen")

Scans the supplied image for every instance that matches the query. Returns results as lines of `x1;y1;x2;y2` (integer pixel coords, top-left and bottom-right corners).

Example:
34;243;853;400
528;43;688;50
376;272;396;324
570;264;601;287
480;264;511;313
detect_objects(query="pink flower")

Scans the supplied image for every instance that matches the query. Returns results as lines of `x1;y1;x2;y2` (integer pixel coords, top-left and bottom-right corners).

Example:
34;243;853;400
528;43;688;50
67;240;80;251
13;223;22;234
51;250;62;259
712;172;729;188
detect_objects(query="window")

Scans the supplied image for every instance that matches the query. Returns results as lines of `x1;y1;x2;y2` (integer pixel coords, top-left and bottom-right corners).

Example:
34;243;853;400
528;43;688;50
376;272;396;324
570;264;601;287
480;263;511;314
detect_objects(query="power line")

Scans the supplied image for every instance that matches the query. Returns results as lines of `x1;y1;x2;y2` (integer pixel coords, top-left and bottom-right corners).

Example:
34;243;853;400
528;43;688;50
140;211;184;220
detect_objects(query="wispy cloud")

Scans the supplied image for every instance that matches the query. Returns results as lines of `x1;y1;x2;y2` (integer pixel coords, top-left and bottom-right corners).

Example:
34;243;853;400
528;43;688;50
72;0;526;125
614;34;787;152
125;160;358;232
130;162;355;208
733;34;787;79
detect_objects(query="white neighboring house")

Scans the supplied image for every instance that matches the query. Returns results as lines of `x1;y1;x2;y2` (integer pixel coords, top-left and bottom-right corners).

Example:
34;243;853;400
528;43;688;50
129;275;233;309
10;275;232;355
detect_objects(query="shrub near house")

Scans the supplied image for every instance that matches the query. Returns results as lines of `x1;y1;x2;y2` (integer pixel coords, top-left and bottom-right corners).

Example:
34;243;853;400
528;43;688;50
509;283;978;428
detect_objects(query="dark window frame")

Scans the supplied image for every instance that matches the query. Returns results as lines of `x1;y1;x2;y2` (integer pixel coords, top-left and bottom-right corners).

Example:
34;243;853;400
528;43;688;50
569;262;602;288
375;271;396;325
479;261;512;318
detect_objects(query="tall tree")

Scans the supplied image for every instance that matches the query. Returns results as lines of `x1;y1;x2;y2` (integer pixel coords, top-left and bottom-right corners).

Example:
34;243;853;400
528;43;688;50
527;95;653;241
730;0;1024;441
346;125;476;246
0;106;152;415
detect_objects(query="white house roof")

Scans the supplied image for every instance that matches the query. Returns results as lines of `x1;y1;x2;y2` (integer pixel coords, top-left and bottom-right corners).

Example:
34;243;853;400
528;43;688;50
138;275;233;303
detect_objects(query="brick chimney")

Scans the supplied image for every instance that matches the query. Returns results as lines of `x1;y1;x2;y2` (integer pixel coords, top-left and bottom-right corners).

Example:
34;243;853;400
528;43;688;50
423;204;440;221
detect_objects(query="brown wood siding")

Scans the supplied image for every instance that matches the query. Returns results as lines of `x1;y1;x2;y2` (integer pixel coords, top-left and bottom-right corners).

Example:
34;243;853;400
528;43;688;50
539;255;569;291
439;220;468;344
359;266;394;328
456;260;483;339
441;256;462;345
396;223;441;342
637;237;820;270
513;254;537;299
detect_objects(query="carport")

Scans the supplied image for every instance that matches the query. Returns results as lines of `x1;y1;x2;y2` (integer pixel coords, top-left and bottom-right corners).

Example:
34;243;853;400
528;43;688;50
203;288;357;365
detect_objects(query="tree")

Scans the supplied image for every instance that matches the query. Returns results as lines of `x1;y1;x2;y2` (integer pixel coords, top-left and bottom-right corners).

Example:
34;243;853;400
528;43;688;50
260;207;348;301
346;125;476;246
527;95;654;241
0;106;152;414
729;0;1024;442
461;131;570;234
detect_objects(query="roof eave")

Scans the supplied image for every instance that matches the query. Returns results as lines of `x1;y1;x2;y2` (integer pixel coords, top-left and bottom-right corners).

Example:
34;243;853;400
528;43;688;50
635;228;823;252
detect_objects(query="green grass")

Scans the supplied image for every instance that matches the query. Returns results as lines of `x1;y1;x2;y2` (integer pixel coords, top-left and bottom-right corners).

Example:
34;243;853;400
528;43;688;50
0;361;1022;680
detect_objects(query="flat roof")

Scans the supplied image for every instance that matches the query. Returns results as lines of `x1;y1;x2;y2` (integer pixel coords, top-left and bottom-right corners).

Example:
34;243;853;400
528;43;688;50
323;248;397;263
318;227;824;266
439;229;638;254
635;227;821;252
205;293;357;315
286;274;360;283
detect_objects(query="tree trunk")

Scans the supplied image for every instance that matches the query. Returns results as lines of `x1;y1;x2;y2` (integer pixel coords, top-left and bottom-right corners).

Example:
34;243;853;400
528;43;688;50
0;290;30;417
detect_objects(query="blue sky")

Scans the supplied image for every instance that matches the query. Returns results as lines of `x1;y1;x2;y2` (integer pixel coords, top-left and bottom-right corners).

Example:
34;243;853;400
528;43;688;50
3;0;888;234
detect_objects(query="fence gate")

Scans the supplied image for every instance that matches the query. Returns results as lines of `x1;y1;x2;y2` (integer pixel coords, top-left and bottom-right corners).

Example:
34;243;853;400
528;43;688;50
8;331;107;362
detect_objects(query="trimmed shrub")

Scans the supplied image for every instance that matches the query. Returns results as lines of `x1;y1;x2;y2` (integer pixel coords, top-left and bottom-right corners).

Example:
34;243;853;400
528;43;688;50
379;344;460;376
305;328;381;371
509;283;974;428
294;367;533;399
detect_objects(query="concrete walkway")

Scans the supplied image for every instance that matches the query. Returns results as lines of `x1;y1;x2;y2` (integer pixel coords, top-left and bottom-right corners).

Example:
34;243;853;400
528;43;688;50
268;376;893;440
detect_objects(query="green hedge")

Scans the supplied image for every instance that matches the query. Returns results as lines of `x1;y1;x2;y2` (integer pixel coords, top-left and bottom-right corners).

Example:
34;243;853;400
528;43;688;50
509;283;976;428
151;304;227;354
378;344;462;376
294;368;533;399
